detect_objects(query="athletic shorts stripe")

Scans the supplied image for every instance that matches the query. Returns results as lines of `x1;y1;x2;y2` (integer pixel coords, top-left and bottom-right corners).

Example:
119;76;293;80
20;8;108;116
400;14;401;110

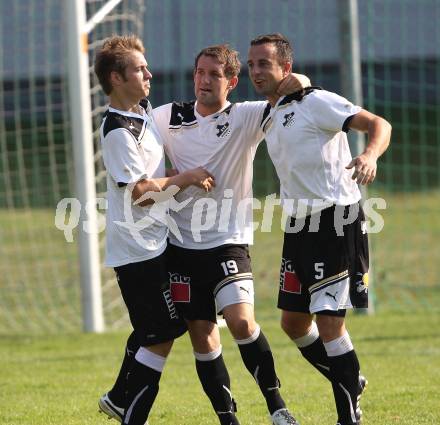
214;272;254;297
309;270;349;295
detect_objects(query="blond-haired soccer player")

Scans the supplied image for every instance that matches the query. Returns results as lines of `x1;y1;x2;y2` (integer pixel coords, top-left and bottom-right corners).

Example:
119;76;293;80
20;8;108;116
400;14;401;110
94;35;214;425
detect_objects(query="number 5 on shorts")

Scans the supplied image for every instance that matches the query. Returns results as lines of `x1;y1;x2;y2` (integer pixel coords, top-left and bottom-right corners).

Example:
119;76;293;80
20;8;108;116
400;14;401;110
314;262;324;280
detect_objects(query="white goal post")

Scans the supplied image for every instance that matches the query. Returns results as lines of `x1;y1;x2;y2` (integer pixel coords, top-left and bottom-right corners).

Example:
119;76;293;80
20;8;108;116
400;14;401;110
65;0;125;333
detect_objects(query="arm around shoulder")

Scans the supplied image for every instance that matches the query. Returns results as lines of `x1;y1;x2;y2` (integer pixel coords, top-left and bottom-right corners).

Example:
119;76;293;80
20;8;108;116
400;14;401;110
277;73;311;96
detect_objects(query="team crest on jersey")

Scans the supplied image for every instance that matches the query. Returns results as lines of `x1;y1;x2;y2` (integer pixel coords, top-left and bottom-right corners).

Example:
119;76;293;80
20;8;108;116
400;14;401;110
169;272;191;302
282;112;295;128
280;258;302;294
216;122;231;138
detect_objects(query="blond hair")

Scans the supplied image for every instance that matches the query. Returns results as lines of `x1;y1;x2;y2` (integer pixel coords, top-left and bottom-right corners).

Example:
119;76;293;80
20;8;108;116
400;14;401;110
94;35;145;95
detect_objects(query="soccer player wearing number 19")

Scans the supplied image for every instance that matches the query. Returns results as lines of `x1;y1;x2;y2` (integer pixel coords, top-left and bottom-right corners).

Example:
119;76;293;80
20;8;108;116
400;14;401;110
152;45;306;425
247;34;392;425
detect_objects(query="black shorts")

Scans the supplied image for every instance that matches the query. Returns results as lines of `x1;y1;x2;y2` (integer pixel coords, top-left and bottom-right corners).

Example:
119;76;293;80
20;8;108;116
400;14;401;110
277;203;369;315
114;249;187;347
167;244;253;322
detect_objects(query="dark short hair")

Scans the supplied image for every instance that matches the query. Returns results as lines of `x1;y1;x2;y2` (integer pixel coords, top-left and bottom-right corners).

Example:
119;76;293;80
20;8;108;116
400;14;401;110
250;33;293;65
94;35;145;95
194;44;241;79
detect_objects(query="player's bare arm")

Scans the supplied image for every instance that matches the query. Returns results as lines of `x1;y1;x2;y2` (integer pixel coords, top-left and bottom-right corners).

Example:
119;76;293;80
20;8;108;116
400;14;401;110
132;167;215;206
346;109;392;185
165;168;179;177
276;72;311;96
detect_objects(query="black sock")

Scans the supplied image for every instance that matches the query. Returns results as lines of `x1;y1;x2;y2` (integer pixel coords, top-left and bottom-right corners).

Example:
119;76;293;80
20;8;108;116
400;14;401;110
195;354;240;425
218;413;240;425
298;337;332;381
122;359;161;425
109;331;139;407
328;350;360;425
237;331;285;414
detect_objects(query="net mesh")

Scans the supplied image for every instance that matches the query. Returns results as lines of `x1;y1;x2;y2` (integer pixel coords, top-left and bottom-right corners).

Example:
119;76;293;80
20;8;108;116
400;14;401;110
0;0;438;334
0;0;144;333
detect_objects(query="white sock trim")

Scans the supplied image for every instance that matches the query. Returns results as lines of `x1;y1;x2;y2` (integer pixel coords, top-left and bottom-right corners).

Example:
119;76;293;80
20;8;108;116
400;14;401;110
293;321;320;348
234;324;261;345
323;331;354;357
194;345;222;362
135;347;166;372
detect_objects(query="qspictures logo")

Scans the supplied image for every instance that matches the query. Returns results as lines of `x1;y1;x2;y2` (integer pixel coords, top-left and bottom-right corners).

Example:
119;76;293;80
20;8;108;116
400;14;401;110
54;188;387;246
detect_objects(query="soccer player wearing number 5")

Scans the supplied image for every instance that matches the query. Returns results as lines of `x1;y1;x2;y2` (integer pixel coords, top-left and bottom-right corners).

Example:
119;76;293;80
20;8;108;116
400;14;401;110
247;34;391;425
94;35;215;425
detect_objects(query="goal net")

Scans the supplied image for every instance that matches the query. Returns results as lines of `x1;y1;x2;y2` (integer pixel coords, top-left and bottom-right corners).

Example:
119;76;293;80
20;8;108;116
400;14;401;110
1;0;439;334
0;0;144;333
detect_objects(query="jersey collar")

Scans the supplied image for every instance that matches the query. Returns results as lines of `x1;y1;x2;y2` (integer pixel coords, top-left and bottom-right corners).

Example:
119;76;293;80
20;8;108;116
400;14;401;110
108;105;146;119
194;101;232;121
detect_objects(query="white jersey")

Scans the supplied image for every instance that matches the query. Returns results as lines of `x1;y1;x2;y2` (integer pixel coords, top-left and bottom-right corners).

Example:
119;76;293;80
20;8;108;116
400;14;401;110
263;89;362;218
153;100;268;249
100;100;168;267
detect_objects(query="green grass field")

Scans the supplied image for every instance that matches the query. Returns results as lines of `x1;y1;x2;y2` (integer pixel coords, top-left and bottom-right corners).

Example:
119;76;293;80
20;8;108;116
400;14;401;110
0;191;439;423
1;307;439;424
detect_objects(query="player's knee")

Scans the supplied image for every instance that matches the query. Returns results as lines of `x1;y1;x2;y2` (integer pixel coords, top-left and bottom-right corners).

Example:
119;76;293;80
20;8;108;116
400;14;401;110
145;340;174;357
281;316;303;339
280;315;293;337
191;336;220;353
227;316;255;340
316;315;345;342
187;320;220;353
280;312;312;339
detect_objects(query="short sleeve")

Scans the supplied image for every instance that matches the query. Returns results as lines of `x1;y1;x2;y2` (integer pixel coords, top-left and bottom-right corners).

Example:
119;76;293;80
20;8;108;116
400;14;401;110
152;104;172;148
102;128;146;185
307;90;362;132
235;101;269;147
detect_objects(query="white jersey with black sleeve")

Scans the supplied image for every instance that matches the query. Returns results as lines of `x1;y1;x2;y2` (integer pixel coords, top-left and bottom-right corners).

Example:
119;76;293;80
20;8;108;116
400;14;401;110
152;100;269;249
263;88;362;218
100;100;168;267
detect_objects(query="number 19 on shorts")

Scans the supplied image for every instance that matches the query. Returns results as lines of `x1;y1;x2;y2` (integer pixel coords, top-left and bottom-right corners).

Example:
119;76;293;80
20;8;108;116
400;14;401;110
221;260;238;276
